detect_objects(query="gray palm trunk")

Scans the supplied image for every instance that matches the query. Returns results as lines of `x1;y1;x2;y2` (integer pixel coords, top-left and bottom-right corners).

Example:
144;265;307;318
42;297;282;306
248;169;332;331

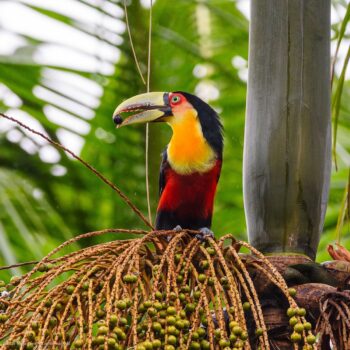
243;0;331;260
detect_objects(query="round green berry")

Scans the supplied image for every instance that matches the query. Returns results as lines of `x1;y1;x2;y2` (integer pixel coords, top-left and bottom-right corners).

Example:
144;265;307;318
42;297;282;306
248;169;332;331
143;340;153;350
201;340;210;349
154;301;162;310
31;321;39;331
294;323;304;333
206;247;215;256
152;322;162;332
123;274;137;284
167;335;177;345
96;309;105;318
289;316;298;327
306;334;316;344
229;333;237;342
255;328;263;336
193;291;201;300
182;319;190;329
166;306;176;315
174;254;182;263
96;336;105;345
176;275;183;283
232;325;242;336
152;339;161;348
73;339;84;348
191;331;199;340
185;303;195;313
304;322;312;331
288;288;297;297
175;320;184;329
25;342;34;350
148;307;157;316
240;331;248;340
290;332;302;343
38;264;49;273
155;291;163;300
49;317;57;327
117;300;127;310
200;260;209;269
198;274;206;283
214;328;221;339
229;321;239;329
197;327;206;338
0;314;9;323
143;300;152;308
181;285;190;293
297;308;306;317
66;285;75;295
178;293;186;302
189;341;200;350
219;339;230;348
166;316;176;325
243;302;251;311
287;307;296;317
98;326;109;335
167;325;177;335
164;346;175;350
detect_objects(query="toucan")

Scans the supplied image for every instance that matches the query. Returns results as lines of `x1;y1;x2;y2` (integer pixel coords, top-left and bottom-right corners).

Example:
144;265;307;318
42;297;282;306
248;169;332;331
113;92;223;238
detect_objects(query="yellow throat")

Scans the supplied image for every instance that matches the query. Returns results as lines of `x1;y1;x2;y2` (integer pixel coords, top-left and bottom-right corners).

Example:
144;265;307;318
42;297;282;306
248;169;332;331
167;109;216;175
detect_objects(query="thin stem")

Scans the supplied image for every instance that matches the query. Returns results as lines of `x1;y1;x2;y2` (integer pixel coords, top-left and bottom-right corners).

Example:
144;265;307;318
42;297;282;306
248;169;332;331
145;125;152;224
145;0;153;225
0;113;153;229
147;0;153;93
123;0;146;85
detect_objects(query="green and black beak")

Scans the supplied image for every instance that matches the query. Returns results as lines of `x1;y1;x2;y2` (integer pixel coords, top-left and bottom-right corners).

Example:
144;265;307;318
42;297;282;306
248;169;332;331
113;92;171;127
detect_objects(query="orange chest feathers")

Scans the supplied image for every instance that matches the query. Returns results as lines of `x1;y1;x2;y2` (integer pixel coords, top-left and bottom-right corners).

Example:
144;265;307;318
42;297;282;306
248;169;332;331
167;110;216;175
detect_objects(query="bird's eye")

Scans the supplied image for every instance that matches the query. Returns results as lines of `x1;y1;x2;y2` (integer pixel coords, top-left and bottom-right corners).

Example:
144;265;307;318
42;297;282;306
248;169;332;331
171;95;181;104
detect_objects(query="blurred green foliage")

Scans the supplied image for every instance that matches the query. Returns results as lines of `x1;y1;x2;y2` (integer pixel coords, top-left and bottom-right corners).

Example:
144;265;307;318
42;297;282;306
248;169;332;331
0;0;349;280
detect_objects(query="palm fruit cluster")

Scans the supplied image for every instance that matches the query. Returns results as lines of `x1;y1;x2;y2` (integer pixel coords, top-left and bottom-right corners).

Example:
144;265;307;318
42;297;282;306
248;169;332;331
0;229;317;349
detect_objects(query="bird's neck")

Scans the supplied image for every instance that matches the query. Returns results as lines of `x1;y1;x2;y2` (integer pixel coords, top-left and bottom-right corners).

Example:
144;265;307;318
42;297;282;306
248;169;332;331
167;110;216;175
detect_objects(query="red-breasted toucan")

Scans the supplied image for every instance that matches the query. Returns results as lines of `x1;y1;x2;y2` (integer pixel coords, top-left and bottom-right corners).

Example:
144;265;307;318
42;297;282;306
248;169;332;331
113;92;223;238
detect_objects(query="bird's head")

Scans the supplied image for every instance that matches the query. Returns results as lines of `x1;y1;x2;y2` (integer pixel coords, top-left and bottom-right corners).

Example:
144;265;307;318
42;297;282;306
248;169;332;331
113;91;223;159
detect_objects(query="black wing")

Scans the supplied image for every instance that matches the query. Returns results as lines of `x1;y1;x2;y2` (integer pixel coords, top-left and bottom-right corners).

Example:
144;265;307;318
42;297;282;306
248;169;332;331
159;149;169;197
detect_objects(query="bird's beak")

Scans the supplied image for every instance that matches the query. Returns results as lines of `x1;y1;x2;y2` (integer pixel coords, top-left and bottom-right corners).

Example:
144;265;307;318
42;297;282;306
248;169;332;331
112;92;171;128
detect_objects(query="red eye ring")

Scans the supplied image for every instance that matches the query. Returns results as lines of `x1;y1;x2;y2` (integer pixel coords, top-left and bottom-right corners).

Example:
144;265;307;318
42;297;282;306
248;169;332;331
170;94;181;104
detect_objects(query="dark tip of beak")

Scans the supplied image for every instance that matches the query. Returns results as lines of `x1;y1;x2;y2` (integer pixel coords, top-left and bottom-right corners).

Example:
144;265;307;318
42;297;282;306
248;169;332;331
113;114;123;126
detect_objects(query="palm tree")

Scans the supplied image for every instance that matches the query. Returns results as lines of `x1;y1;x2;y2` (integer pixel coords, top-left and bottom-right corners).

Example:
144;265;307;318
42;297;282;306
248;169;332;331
0;0;350;347
0;0;250;272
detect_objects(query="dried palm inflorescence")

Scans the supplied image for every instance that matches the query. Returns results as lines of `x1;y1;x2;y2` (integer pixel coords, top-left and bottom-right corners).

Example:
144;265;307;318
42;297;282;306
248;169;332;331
327;243;350;262
0;229;316;350
316;290;350;349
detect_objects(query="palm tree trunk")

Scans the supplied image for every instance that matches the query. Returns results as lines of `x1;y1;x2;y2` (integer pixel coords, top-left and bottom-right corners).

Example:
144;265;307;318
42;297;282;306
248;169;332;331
243;0;331;261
